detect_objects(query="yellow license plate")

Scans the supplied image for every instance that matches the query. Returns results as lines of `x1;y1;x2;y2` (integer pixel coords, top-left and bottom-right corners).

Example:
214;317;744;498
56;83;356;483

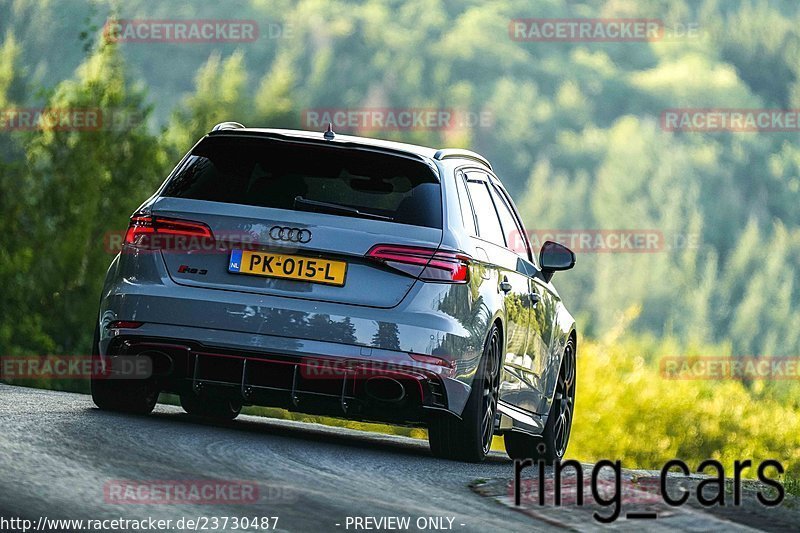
228;250;347;286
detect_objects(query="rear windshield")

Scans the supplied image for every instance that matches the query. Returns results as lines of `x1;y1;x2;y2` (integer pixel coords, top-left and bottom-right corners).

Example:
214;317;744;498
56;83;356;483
162;136;442;228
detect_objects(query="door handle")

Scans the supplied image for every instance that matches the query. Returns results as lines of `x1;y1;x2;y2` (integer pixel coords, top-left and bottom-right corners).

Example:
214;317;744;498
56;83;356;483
529;292;541;306
500;277;512;294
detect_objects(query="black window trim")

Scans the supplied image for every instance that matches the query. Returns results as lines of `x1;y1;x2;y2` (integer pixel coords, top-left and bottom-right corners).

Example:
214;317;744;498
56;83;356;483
489;181;536;265
456;165;537;267
454;170;478;236
463;170;508;249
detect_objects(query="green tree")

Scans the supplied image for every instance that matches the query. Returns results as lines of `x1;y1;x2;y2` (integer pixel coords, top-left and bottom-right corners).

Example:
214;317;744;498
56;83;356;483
17;40;166;355
163;51;250;157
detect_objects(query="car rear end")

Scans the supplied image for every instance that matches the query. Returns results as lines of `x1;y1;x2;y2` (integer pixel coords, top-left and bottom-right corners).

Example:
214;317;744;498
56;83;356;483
97;129;478;424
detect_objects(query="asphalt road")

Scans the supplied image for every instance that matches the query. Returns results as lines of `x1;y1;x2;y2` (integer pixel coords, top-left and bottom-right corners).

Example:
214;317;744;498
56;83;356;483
2;384;793;533
0;383;541;533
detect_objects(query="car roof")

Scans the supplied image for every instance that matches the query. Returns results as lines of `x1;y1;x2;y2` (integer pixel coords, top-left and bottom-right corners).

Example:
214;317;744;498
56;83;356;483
207;126;492;170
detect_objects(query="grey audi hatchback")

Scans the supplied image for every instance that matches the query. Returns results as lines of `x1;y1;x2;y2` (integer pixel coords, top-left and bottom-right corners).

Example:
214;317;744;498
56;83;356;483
93;123;577;463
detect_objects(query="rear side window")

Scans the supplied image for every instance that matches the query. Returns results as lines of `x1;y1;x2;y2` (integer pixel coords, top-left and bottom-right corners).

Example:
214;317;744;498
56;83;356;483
162;136;442;228
466;179;505;246
490;184;530;257
455;172;477;235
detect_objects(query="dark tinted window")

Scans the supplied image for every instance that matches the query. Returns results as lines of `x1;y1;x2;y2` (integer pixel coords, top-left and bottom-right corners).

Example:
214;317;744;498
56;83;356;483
163;136;442;228
466;179;504;246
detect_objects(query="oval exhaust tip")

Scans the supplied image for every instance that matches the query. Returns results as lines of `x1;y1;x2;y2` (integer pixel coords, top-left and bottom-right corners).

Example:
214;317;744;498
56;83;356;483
138;349;174;377
364;377;406;403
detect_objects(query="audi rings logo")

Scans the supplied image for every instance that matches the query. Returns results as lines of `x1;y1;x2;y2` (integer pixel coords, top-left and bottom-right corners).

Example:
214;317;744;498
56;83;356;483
269;226;312;243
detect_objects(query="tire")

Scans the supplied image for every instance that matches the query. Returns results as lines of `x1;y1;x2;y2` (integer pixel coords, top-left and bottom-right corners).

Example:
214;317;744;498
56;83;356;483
505;337;576;464
428;323;502;462
180;393;242;421
90;324;159;415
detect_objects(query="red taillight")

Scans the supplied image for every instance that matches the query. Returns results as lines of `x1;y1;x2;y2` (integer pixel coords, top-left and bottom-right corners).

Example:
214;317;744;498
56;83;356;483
366;244;470;283
410;352;456;373
124;215;214;250
107;320;143;329
409;353;456;378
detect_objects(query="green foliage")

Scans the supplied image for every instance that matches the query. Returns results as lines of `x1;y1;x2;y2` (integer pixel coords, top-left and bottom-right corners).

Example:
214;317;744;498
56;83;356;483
1;41;166;355
785;475;800;497
1;0;799;472
163;51;250;156
569;323;800;478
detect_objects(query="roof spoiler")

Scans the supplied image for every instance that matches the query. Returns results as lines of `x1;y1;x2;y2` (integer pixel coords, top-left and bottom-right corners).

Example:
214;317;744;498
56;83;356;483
211;121;245;131
433;149;492;170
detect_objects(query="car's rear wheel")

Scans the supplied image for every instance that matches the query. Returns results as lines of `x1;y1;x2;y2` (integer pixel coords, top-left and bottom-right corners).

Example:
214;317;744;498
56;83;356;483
505;337;575;463
180;393;242;421
90;324;159;415
428;323;502;462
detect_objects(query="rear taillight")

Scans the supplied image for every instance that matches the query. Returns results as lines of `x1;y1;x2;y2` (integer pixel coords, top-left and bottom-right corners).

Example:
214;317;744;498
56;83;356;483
107;320;143;329
366;244;470;283
410;352;457;377
124;215;214;250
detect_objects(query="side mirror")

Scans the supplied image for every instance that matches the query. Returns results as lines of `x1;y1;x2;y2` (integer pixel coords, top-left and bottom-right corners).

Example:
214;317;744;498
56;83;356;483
539;240;575;282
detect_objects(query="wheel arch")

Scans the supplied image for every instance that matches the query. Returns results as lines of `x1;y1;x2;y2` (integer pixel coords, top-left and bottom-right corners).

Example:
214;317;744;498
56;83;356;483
543;325;577;404
488;313;506;364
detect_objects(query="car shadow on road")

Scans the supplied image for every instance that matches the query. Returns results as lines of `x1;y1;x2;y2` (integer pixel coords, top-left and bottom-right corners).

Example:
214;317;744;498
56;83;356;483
85;405;510;464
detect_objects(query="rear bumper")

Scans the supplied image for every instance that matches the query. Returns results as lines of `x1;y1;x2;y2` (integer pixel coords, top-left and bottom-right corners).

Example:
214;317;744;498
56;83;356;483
99;254;484;417
101;331;470;424
98;251;487;419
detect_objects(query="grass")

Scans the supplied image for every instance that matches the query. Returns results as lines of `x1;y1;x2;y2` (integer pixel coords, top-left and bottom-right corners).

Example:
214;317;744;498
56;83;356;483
784;476;800;498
